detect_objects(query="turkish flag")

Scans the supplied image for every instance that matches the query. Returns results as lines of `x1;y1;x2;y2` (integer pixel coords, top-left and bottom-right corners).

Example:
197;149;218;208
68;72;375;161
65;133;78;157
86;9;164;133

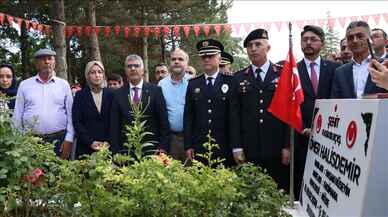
268;46;304;133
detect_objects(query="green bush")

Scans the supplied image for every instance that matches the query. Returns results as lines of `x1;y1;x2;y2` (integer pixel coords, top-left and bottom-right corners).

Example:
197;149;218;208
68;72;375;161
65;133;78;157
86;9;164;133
0;95;290;217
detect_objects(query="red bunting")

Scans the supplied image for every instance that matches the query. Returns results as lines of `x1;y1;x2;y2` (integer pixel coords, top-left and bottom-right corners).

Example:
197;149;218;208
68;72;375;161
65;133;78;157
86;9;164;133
7;15;13;25
75;26;83;37
328;18;335;29
306;19;315;26
214;24;221;36
173;26;180;38
203;25;210;37
193;25;200;37
296;20;304;29
372;14;381;25
162;26;170;36
243;23;251;33
65;26;74;38
274;21;282;32
17;18;23;29
361;15;369;22
124;26;130;39
114;25;120;37
223;24;231;33
153;26;160;38
233;23;241;34
183;25;190;38
263;22;271;30
84;26;92;37
0;13;4;25
25;20;30;31
383;13;388;24
133;26;141;37
143;26;150;37
94;26;100;37
104;26;111;38
338;17;347;28
31;21;38;30
350;16;358;22
317;19;325;27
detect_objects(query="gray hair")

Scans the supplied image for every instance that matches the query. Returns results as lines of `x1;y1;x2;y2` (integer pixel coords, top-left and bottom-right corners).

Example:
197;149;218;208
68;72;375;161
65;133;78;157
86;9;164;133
124;54;144;69
346;21;371;36
170;48;189;62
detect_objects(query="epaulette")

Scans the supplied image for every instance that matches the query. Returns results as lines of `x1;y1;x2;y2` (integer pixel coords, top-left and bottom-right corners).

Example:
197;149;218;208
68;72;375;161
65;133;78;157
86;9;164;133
272;63;282;72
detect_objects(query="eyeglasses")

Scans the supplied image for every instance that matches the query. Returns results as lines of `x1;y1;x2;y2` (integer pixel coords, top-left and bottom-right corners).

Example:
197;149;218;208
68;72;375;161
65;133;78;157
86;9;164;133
127;64;141;69
301;37;321;43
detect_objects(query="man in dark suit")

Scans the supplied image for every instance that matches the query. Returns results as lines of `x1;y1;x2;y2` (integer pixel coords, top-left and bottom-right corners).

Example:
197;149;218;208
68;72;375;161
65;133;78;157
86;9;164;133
294;25;340;199
234;29;289;190
184;39;239;167
331;21;388;99
371;28;387;60
110;54;169;155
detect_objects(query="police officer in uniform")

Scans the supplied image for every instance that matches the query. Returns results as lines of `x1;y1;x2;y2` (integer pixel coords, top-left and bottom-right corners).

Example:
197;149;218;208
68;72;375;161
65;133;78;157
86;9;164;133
234;29;290;190
184;39;240;167
220;51;234;75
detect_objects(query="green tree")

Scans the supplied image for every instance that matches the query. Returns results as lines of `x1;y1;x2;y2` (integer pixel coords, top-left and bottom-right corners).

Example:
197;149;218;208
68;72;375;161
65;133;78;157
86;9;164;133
320;11;340;59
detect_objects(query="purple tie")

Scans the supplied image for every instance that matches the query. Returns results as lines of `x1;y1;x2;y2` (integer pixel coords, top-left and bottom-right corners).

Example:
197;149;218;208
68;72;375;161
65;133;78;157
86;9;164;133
310;62;318;95
132;87;140;104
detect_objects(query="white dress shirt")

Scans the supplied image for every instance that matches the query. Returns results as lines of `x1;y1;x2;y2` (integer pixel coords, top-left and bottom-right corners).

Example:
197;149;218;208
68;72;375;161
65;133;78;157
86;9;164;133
204;71;219;85
352;56;370;98
304;56;321;80
251;59;271;81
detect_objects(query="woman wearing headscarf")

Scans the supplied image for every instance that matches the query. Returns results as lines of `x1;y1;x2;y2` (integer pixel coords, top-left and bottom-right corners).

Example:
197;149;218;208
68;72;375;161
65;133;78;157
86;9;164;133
72;61;113;158
0;64;17;110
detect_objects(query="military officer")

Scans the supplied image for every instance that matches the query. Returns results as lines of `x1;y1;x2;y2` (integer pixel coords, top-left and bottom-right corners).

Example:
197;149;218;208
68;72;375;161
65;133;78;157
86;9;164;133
234;29;290;190
220;51;234;75
184;39;240;167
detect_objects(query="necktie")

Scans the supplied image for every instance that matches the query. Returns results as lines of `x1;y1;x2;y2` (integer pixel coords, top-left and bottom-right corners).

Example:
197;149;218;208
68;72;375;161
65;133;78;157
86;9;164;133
206;77;215;97
207;77;214;86
132;87;140;104
255;68;263;83
310;62;318;95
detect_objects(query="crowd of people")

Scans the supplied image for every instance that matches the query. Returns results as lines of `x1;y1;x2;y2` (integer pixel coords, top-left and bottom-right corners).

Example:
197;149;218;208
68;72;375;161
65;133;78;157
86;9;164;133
1;20;388;199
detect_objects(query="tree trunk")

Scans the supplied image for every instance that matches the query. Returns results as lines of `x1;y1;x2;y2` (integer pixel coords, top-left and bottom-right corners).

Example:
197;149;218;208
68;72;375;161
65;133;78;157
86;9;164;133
87;0;101;62
52;0;67;80
143;36;149;82
20;21;30;79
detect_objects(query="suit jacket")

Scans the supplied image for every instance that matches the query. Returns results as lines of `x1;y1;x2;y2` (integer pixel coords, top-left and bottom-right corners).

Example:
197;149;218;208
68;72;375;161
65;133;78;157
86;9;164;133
184;73;239;165
234;63;289;163
72;87;113;157
109;82;169;154
298;59;340;129
331;62;388;99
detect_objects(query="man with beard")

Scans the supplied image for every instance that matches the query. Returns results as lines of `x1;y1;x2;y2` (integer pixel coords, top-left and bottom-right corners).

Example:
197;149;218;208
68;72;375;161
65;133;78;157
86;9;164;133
371;28;388;60
158;48;192;161
294;25;340;199
184;39;239;167
331;21;388;98
233;29;289;190
13;49;74;159
339;38;353;64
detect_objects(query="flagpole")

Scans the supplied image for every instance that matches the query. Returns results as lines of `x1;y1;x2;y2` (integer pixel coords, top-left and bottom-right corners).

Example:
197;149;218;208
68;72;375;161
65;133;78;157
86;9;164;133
288;21;295;206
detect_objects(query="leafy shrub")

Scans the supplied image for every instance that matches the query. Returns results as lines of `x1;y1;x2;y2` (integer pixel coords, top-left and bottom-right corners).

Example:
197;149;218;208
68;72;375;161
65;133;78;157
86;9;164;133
0;95;290;217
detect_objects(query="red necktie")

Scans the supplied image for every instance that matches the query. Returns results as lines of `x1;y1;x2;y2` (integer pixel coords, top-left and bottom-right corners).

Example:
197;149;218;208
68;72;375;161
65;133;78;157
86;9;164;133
310;62;318;95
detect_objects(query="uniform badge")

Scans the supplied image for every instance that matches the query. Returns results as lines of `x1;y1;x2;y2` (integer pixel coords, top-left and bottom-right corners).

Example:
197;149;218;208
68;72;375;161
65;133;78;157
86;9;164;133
194;88;201;94
203;41;209;47
221;84;229;93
